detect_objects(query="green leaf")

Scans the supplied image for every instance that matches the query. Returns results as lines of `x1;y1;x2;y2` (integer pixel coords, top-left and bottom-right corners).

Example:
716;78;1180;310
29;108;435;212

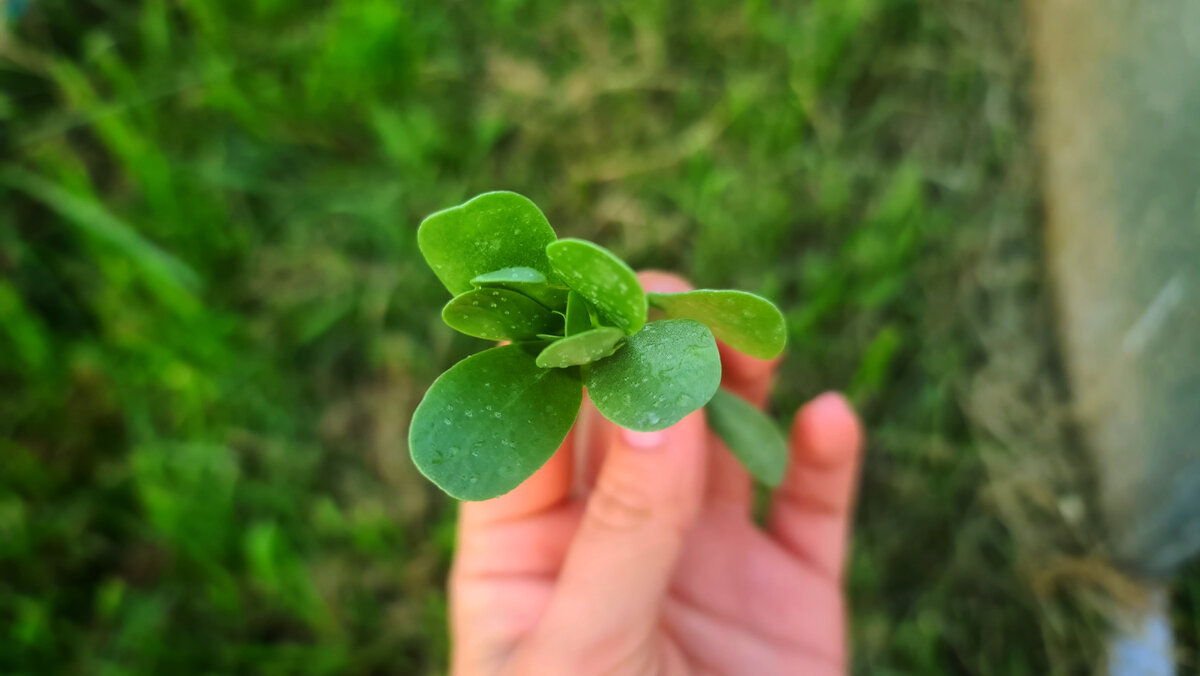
648;290;786;360
706;388;788;486
586;319;720;431
546;239;646;334
471;266;568;309
409;345;583;500
536;327;625;368
418;192;558;295
442;288;562;341
1;167;200;311
564;291;592;336
473;266;546;285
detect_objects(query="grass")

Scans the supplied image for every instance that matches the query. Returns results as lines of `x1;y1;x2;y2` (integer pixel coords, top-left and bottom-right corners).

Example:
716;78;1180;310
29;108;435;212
2;0;1191;673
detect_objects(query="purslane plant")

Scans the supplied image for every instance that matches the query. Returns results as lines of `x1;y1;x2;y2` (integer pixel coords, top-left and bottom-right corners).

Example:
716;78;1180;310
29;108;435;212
409;191;790;500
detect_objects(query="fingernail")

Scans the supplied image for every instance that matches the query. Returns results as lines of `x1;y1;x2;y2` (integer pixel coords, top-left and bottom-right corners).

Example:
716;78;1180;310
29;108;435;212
807;392;854;464
621;427;667;450
810;391;848;412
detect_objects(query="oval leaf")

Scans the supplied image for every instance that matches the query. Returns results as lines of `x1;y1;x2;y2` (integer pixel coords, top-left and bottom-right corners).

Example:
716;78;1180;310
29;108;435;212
648;290;786;359
564;290;593;336
473;266;546;285
586;319;721;431
536;327;625;368
418;192;558;295
471;266;568;310
706;387;788;486
442;288;562;341
546;239;646;334
409;345;583;500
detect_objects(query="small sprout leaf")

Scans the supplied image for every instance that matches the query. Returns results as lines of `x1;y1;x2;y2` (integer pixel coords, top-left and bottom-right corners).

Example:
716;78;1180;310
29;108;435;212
706;388;788;486
647;290;786;359
442;288;561;341
472;266;546;285
564;291;593;336
536;327;625;368
546;239;646;334
409;345;583;500
471;266;568;309
586;319;720;431
418;192;558;295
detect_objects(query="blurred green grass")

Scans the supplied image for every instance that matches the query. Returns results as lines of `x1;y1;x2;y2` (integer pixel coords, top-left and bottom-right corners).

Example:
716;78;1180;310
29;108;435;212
4;0;1191;674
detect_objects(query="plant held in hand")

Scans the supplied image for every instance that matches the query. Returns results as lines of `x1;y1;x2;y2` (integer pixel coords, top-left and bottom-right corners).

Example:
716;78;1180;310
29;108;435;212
409;191;790;500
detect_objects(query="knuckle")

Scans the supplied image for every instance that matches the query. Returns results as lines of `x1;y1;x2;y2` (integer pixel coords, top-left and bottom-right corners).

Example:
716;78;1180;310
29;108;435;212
585;474;655;532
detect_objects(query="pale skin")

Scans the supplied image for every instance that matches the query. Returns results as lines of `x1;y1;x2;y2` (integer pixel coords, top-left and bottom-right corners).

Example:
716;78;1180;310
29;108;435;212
451;272;865;676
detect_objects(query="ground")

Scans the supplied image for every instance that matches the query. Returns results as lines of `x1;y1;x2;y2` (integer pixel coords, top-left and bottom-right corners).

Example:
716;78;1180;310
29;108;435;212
1;0;1196;674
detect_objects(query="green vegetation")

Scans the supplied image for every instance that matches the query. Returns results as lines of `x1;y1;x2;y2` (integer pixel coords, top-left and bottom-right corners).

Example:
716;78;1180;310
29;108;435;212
412;191;786;499
3;0;1195;673
410;343;583;501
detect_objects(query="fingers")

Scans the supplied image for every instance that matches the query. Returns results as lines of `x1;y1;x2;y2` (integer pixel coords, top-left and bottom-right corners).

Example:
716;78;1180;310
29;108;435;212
526;410;708;664
768;392;863;581
450;431;582;676
637;269;693;295
663;595;843;676
669;518;847;664
703;432;753;508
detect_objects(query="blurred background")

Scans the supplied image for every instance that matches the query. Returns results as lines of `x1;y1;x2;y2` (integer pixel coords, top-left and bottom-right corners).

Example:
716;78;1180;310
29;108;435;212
2;0;1197;674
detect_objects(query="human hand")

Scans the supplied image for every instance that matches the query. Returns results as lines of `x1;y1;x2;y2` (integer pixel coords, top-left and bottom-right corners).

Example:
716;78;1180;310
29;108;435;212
449;272;864;675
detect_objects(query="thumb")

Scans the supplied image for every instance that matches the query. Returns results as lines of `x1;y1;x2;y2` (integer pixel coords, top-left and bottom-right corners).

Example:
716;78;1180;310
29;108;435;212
523;410;707;666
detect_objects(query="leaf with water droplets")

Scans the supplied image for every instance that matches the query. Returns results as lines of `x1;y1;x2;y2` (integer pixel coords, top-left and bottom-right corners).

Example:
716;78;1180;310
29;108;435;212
473;266;545;285
647;290;786;360
586;319;721;431
418;192;558;295
564;290;593;336
536;327;625;368
546;239;646;335
471;266;568;310
442;288;562;341
409;345;583;500
706;387;788;486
